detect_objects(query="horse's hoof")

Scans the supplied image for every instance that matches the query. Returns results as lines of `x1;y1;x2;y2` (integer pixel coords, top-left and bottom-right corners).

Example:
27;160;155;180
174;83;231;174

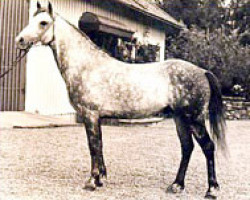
84;177;96;191
205;186;220;199
166;183;185;194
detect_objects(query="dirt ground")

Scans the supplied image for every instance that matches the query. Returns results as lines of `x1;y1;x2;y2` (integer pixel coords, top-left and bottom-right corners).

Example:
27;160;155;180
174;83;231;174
0;119;250;200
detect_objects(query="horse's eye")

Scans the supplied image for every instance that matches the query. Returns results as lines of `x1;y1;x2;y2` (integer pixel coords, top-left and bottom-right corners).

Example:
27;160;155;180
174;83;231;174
40;21;48;27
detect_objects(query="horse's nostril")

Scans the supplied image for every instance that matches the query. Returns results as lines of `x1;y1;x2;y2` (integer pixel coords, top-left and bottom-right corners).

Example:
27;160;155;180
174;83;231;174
15;37;27;49
19;37;24;44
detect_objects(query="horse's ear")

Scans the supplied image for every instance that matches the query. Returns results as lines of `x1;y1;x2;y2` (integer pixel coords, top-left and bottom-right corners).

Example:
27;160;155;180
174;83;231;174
48;2;53;15
37;1;41;10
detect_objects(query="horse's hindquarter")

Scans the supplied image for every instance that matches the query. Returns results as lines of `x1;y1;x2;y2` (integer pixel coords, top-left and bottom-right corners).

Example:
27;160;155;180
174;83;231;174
164;59;211;115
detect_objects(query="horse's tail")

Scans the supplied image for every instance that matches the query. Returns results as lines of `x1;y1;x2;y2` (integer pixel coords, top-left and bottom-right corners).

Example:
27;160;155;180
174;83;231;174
205;71;227;153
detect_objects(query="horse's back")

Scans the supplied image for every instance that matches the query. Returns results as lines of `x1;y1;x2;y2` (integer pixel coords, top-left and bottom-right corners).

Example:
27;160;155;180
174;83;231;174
117;58;206;76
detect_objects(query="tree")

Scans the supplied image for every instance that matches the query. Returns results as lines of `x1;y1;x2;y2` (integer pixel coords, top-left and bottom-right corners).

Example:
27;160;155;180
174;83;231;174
230;0;250;45
231;0;250;32
198;0;226;33
161;0;226;32
161;0;201;28
165;28;250;98
162;0;250;98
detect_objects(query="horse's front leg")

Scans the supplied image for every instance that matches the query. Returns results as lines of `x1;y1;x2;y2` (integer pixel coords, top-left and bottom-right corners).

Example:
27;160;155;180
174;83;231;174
83;111;107;190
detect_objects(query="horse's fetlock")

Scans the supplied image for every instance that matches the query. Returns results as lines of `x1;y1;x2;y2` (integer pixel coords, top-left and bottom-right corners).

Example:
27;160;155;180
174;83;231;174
100;167;107;178
209;180;219;189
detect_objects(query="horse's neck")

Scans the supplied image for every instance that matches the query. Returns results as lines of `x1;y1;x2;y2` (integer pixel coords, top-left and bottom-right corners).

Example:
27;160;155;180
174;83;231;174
52;16;112;78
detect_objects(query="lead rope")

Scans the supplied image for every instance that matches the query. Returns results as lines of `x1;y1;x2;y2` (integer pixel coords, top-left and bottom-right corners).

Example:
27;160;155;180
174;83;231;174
0;46;31;79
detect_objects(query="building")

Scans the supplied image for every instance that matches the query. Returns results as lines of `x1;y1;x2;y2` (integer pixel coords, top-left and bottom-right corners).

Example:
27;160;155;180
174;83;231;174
0;0;29;111
0;0;184;115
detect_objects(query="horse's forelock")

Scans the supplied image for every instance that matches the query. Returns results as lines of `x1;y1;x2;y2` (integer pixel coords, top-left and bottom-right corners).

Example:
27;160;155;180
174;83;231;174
33;8;51;17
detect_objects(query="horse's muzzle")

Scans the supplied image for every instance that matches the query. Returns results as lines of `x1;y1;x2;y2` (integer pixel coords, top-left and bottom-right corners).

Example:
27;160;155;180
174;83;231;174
15;36;33;50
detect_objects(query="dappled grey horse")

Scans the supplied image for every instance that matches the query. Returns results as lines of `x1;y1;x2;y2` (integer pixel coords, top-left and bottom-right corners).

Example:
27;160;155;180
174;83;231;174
16;2;226;199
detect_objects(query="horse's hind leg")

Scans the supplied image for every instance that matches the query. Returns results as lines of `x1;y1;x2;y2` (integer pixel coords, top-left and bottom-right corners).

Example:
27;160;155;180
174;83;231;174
167;116;194;193
83;112;107;190
192;119;219;199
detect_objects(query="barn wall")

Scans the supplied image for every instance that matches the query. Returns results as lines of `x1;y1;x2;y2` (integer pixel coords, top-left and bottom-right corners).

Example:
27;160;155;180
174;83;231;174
0;0;29;111
26;0;166;115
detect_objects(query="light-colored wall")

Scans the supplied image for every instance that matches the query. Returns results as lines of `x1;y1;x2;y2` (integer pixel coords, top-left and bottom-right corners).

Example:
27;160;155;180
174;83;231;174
26;0;167;115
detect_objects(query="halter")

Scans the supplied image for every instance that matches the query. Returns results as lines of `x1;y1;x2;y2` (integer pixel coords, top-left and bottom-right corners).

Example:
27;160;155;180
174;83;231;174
35;16;55;47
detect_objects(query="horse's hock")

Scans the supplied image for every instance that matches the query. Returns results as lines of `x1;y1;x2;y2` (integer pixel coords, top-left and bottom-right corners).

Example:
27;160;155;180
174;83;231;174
223;96;250;120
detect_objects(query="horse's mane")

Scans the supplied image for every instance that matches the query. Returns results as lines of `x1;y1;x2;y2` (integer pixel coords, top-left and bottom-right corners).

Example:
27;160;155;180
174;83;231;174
57;14;112;58
33;8;115;59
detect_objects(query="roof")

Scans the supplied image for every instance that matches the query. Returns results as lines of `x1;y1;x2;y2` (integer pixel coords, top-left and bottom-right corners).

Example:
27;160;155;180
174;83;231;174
112;0;185;29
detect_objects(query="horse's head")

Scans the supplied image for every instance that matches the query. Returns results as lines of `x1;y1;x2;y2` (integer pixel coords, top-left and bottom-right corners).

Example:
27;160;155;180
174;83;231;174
15;1;55;50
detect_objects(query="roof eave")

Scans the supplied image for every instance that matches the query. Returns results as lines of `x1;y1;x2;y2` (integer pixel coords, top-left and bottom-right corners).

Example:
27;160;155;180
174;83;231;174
117;3;185;30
